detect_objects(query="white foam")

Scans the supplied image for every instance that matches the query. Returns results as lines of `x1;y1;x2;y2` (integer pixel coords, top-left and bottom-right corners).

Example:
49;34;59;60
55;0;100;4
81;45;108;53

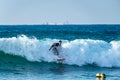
0;35;120;67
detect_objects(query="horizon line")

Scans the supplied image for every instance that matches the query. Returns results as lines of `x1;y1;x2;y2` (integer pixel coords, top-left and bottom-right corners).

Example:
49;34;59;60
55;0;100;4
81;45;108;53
0;23;120;26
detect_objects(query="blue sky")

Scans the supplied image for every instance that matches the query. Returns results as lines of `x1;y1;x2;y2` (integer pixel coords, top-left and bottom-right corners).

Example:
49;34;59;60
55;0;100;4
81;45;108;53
0;0;120;24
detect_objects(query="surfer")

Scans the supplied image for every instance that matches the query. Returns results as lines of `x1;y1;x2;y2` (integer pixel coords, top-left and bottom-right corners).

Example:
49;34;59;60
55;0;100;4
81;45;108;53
49;40;65;61
49;40;62;57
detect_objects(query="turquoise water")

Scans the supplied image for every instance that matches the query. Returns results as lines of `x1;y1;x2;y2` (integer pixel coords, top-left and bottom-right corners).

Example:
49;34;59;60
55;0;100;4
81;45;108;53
0;25;120;80
1;25;120;41
0;51;120;80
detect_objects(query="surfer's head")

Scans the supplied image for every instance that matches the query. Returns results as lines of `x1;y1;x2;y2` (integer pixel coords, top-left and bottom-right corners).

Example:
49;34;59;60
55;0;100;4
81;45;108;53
58;40;62;45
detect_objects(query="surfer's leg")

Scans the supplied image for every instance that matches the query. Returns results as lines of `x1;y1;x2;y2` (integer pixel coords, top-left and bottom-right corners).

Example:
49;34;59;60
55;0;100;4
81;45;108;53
53;48;59;56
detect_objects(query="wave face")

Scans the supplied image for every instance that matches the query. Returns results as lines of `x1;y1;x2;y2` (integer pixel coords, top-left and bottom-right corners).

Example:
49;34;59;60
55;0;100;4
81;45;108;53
0;35;120;67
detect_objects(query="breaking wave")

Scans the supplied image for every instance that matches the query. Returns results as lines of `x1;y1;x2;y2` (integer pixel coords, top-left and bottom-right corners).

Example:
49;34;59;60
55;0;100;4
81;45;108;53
0;35;120;67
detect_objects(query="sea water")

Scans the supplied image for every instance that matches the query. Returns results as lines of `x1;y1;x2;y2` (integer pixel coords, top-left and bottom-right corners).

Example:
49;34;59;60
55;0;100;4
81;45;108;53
0;25;120;80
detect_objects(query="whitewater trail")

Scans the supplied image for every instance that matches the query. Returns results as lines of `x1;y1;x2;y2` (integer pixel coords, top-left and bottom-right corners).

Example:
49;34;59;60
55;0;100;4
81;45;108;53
0;35;120;67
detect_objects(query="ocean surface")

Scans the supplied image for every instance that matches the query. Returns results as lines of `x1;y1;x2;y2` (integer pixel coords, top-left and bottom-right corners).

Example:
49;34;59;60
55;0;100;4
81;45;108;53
0;25;120;80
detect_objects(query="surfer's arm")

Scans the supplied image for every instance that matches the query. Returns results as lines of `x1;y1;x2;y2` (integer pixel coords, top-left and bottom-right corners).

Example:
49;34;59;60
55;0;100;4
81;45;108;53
49;45;54;51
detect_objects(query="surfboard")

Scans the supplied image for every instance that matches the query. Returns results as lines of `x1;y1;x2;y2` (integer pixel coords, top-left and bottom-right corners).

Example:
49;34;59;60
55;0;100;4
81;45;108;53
57;58;65;61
